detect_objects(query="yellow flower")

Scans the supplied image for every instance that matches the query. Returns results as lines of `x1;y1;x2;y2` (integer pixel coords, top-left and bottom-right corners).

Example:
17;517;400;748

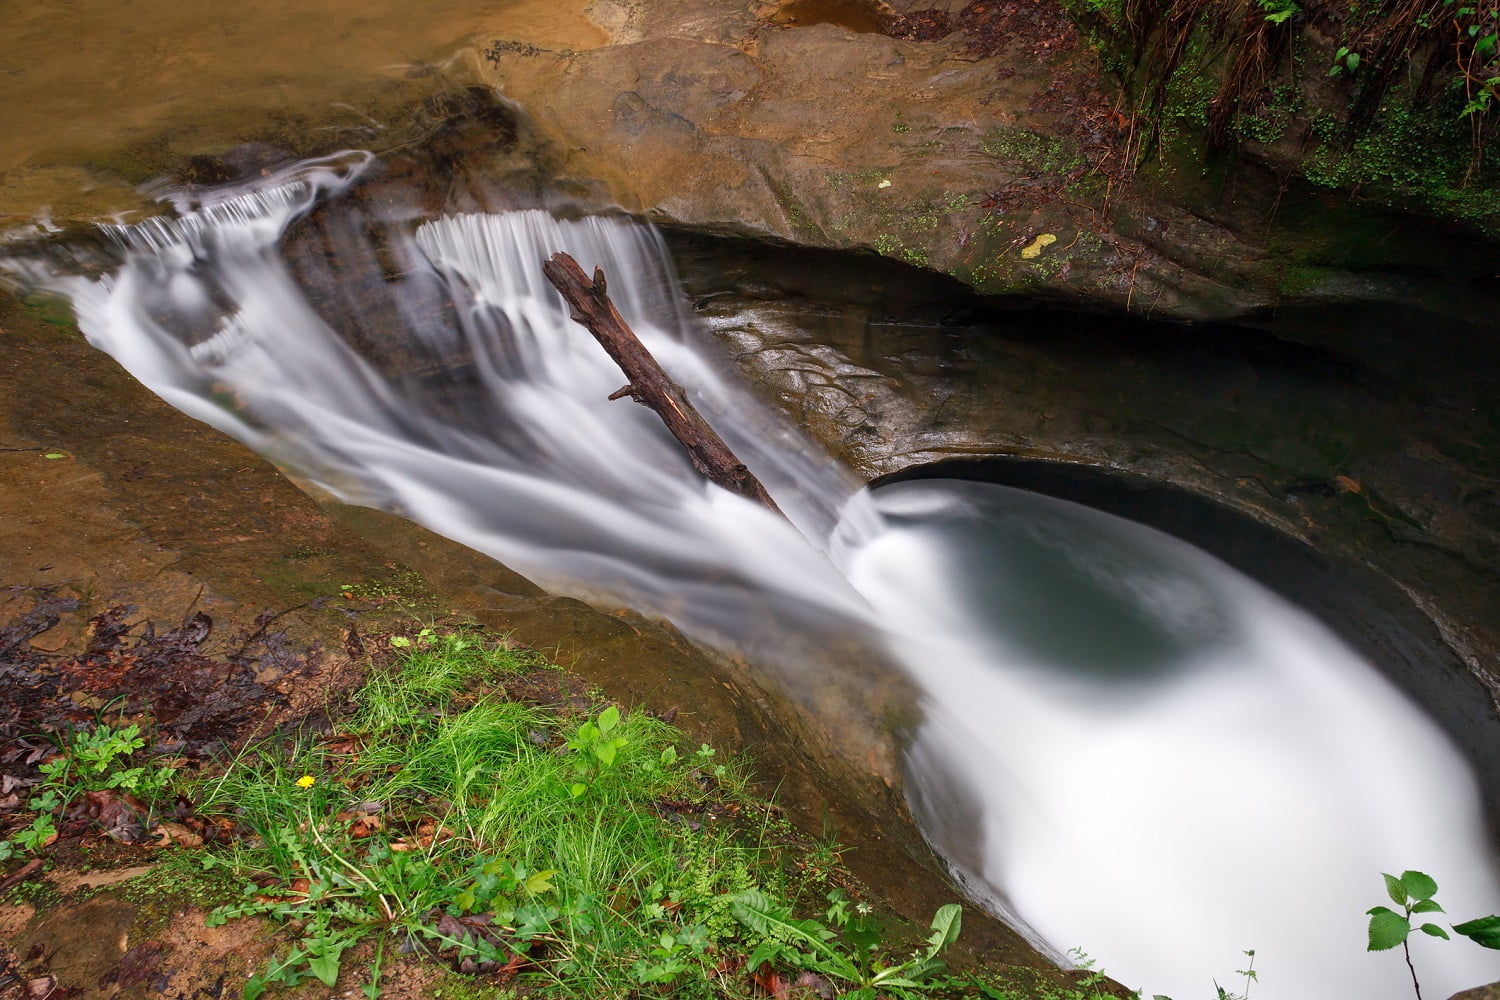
295;775;315;789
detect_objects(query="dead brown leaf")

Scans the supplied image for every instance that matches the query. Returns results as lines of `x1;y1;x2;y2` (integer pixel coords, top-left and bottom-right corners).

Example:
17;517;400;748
348;813;384;839
153;821;204;848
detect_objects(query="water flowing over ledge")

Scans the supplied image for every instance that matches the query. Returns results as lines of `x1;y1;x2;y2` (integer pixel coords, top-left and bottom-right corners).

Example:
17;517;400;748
5;159;1498;999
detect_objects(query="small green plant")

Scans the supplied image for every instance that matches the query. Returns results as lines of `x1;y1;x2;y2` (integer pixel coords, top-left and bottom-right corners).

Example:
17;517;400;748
1367;869;1500;998
1329;46;1361;76
565;705;628;797
1256;0;1297;25
729;888;961;997
39;722;176;811
12;811;58;854
13;721;178;850
1207;949;1258;1000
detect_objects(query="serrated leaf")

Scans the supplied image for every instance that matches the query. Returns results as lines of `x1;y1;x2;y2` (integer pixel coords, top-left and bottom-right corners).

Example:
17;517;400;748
1412;899;1445;914
1453;915;1500;949
598;705;620;733
1383;873;1407;906
1368;909;1411;950
524;869;556;895
1419;923;1450;939
1400;871;1439;901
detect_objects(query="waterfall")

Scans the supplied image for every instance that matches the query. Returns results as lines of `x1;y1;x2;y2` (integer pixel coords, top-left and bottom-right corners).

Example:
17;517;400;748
7;159;1498;999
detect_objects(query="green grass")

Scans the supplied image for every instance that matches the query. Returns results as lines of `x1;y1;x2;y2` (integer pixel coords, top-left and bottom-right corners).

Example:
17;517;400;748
191;631;963;999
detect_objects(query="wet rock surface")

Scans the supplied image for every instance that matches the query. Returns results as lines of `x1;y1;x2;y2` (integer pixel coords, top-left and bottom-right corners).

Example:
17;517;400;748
469;0;1500;320
670;231;1500;825
8;0;1498;323
0;285;1048;995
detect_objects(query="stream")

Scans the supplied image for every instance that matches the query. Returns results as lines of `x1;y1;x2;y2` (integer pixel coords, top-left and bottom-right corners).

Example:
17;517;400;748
5;155;1499;999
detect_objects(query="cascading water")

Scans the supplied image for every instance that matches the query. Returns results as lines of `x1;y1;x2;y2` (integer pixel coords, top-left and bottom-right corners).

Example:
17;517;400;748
7;157;1498;999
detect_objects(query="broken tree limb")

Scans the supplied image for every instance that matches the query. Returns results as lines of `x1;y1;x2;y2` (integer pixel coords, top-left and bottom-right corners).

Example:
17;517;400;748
542;251;782;515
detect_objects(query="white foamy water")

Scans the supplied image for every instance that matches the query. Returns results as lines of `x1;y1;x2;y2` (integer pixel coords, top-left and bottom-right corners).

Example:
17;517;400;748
6;161;1498;999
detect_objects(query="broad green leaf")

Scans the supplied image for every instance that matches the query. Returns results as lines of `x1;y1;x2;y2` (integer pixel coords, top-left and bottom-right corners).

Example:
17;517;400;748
1368;908;1411;951
598;705;620;734
1419;923;1450;939
569;782;587;798
873;976;924;988
1412;899;1445;914
1346;51;1360;69
309;951;341;987
1453;915;1500;949
745;938;782;972
1400;871;1439;901
925;903;962;955
1383;873;1407;906
523;869;557;895
728;891;856;979
900;954;948;981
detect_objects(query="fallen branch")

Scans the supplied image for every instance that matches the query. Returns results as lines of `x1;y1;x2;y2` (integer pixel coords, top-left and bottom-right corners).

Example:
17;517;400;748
541;252;782;515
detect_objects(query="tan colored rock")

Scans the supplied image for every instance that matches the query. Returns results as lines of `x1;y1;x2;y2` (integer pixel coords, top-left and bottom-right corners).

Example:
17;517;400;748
1451;983;1500;1000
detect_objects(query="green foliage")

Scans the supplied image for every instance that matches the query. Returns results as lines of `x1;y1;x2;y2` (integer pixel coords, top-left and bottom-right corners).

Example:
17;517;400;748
1303;106;1500;227
12;812;58;854
8;720;180;851
39;722;176;806
1056;0;1500;227
1366;870;1500;998
1328;46;1361;76
729;888;961;996
1257;0;1298;24
565;705;628;797
194;632;958;998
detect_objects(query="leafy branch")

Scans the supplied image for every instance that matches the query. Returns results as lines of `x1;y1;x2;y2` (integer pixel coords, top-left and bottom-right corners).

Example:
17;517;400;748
1367;869;1500;999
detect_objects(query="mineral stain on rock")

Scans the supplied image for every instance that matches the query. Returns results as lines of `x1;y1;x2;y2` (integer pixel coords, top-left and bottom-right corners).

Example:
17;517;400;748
770;0;895;33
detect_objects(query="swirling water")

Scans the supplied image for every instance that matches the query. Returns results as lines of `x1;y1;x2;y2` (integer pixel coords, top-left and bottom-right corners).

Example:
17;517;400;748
9;158;1498;998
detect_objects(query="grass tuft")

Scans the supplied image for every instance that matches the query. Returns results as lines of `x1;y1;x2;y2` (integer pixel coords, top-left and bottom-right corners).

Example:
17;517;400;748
191;631;962;999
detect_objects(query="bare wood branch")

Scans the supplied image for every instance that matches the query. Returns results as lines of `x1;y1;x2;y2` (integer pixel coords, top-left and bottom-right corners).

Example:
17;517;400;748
541;251;783;515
